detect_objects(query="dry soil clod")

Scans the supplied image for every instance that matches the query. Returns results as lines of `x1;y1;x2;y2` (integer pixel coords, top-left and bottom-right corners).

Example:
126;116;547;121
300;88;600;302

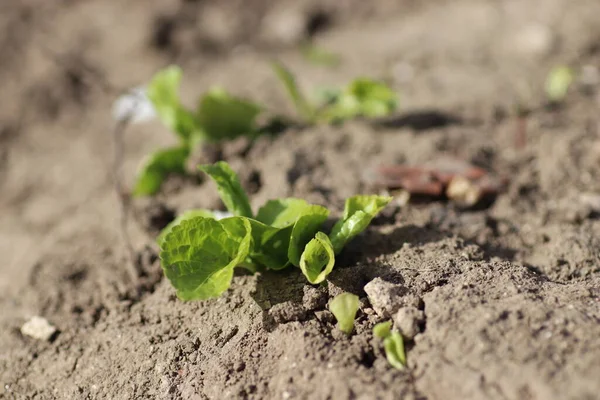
393;307;425;340
364;278;409;318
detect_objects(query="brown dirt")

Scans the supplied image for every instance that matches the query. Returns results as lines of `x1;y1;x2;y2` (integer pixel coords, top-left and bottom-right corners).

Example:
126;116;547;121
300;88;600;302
1;0;600;399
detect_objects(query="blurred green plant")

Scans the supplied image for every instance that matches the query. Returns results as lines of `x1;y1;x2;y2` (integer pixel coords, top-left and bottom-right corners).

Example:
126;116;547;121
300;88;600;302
133;66;264;196
329;293;360;335
545;65;575;104
272;61;398;124
373;321;406;370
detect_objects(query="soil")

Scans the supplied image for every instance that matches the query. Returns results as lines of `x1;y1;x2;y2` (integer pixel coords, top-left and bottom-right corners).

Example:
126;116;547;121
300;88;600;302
1;0;600;399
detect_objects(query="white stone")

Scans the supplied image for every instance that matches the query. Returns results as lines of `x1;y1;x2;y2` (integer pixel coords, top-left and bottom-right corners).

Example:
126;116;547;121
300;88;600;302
21;316;57;341
112;87;156;123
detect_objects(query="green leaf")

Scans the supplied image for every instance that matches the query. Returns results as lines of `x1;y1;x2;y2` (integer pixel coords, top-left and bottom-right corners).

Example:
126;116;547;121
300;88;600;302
383;332;406;370
272;61;316;122
256;198;329;266
545;66;575;103
329;292;360;335
300;43;341;67
197;88;262;141
159;216;252;300
373;321;392;339
325;78;398;121
329;195;392;254
300;232;335;284
199;161;253;218
246;219;292;270
133;145;190;196
147;66;199;142
288;206;329;266
157;209;215;246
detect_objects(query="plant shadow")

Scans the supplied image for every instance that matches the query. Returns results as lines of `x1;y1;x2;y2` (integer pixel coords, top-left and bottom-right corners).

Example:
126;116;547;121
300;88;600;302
372;109;462;131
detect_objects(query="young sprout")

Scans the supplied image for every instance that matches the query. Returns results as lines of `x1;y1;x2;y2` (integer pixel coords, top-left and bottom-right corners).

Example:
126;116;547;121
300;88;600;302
383;332;406;370
373;321;407;370
158;161;391;300
373;321;392;339
545;65;575;104
329;293;360;335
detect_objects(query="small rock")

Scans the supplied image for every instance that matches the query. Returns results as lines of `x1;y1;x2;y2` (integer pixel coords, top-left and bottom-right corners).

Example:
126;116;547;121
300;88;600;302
364;278;408;318
269;301;307;324
21;316;57;341
394;307;425;340
302;286;328;311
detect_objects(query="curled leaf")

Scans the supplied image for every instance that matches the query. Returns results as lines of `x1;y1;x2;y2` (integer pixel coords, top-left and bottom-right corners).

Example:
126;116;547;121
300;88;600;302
300;232;335;284
329;292;360;335
257;198;329;266
329;195;392;254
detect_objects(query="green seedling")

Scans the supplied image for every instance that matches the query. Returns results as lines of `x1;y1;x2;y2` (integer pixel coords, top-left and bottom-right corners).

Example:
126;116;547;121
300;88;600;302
159;161;391;300
134;66;263;196
329;293;360;335
373;321;392;339
545;65;575;104
300;43;341;67
272;62;398;124
373;321;406;370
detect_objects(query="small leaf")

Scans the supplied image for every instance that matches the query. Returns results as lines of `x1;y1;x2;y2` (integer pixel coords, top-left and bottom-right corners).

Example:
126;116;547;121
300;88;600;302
545;66;575;103
157;209;215;246
373;321;392;339
159;216;252;300
329;195;392;254
146;66;199;141
325;78;398;121
272;61;315;122
197;88;262;141
133;146;190;196
383;332;406;370
329;292;360;335
199;161;253;218
300;232;335;284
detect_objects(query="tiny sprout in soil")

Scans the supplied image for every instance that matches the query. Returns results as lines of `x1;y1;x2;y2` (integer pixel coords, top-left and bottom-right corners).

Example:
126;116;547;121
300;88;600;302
373;321;406;370
329;292;360;335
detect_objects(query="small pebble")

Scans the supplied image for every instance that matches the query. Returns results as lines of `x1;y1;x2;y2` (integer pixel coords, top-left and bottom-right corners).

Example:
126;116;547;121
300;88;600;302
21;316;57;341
